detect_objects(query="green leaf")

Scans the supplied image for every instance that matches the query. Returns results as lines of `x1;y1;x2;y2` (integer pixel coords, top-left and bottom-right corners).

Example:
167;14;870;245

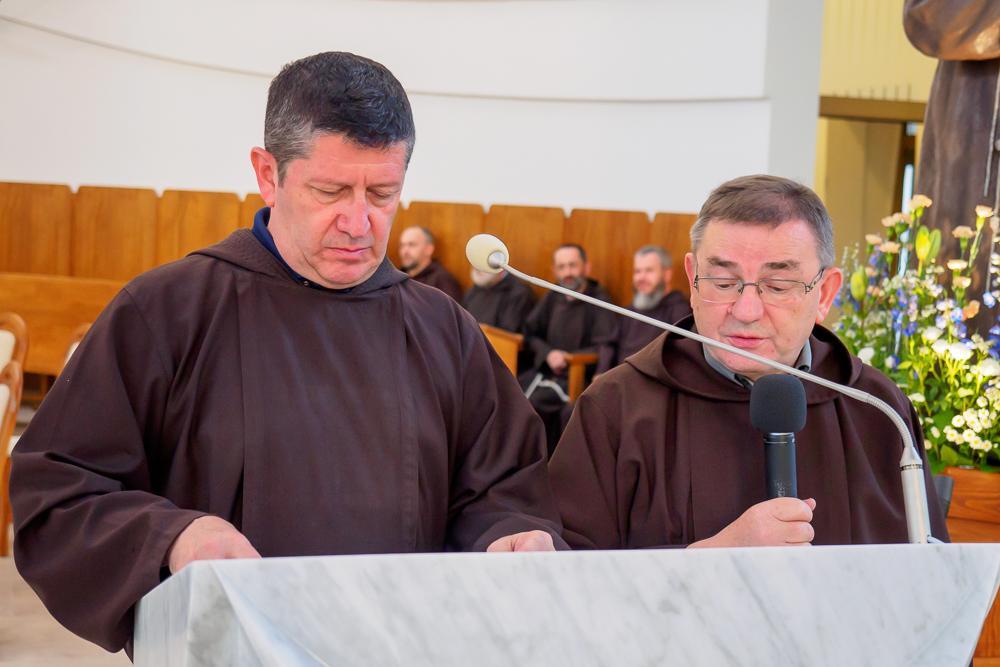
940;446;960;466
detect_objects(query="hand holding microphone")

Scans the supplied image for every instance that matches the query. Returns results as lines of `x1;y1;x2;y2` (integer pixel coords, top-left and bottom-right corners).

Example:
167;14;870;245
468;233;936;544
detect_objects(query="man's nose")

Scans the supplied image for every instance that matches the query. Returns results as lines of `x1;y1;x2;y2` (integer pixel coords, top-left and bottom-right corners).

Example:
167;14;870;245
337;195;371;238
728;284;765;321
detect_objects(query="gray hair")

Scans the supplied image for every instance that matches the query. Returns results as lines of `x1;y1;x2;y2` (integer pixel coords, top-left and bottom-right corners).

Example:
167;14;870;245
634;245;673;269
689;175;835;267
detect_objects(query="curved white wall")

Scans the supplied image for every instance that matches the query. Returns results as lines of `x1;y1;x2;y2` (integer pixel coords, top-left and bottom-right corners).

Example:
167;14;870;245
0;0;821;213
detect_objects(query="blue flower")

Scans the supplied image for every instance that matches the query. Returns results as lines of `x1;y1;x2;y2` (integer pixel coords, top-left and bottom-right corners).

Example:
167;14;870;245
984;292;997;308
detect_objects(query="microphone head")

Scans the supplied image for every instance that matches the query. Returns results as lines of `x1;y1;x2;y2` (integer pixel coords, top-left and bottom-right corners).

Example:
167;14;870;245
466;234;509;274
750;374;807;433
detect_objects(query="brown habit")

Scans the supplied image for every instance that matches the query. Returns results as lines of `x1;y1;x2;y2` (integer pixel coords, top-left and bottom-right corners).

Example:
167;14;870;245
522;278;617;372
411;259;463;302
596;290;692;374
549;316;949;549
11;230;564;652
462;272;536;333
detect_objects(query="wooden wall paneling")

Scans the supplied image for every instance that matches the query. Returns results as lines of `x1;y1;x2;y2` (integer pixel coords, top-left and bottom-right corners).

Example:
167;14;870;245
484;205;567;300
0;182;72;275
157;190;242;264
565;209;652;307
72;186;158;281
0;272;123;376
392;202;485;292
651;212;697;296
387;202;408;269
241;194;266;228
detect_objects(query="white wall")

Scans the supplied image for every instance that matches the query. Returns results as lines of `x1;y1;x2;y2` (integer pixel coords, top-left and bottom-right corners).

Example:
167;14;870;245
0;0;822;214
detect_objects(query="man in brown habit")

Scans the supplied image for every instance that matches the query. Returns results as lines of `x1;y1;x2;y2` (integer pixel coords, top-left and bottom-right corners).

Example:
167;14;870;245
10;52;564;654
595;245;691;374
463;268;536;333
398;225;463;301
520;244;617;454
549;175;948;548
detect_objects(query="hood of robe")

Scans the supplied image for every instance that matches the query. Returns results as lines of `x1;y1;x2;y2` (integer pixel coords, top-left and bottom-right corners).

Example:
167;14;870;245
625;315;866;405
191;229;409;295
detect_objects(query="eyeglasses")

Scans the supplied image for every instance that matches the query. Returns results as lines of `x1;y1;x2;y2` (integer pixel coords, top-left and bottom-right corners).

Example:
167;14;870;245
693;268;826;306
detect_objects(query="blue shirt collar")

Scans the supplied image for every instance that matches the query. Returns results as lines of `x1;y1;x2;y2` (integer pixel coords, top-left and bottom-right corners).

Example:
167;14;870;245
252;207;355;292
702;338;812;389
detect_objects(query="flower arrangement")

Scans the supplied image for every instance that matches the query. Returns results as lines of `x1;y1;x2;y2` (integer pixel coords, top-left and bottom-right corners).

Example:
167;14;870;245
835;196;1000;470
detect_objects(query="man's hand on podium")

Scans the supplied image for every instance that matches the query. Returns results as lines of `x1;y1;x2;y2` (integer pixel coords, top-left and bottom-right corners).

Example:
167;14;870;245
168;516;262;573
486;530;556;552
687;497;817;549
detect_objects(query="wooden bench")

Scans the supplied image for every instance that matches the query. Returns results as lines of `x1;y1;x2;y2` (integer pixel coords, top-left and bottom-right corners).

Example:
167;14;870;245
0;273;123;377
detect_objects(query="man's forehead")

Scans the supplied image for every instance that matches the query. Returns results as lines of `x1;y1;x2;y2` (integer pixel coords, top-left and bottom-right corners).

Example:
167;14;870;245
400;228;426;243
698;219;821;266
634;254;663;269
300;134;409;169
553;248;583;263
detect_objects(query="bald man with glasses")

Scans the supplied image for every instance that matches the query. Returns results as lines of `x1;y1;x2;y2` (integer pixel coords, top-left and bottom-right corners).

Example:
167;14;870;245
549;175;947;550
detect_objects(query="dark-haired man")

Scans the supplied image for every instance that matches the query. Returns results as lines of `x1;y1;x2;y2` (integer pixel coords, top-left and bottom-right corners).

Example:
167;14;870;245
11;51;564;654
398;225;463;301
549;175;948;549
520;244;616;454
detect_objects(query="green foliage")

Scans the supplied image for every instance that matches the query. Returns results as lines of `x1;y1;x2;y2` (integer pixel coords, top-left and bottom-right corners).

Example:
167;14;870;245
835;199;1000;469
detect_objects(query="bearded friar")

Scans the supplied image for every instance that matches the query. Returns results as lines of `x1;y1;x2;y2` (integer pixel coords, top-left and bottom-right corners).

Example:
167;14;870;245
596;245;691;374
519;244;616;454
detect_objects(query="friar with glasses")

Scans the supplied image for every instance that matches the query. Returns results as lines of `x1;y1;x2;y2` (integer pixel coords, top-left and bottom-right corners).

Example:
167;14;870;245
10;51;564;656
549;174;948;549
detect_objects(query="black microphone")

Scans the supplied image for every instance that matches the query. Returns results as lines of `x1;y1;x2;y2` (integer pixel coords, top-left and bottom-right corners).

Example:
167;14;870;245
750;374;807;499
466;233;937;543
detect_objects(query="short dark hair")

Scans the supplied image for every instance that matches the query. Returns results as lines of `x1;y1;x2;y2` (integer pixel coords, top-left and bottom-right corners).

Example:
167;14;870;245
406;226;435;246
265;51;416;182
555;243;587;263
690;175;835;267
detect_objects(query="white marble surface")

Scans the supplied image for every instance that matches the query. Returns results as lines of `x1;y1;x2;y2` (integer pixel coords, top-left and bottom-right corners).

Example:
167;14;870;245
135;543;1000;667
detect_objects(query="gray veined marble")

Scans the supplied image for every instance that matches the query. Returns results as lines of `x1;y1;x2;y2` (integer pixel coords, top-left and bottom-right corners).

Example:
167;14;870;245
135;543;1000;667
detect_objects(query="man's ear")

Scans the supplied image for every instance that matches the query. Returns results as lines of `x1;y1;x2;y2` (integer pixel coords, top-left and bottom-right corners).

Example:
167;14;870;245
250;147;279;207
683;253;696;291
663;267;674;289
815;267;844;322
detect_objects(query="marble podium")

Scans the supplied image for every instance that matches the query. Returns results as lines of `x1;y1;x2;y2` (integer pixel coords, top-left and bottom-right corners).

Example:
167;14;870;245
135;543;1000;667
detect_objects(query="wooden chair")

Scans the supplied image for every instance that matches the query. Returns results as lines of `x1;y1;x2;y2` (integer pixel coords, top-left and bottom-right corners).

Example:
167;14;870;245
0;311;28;369
564;352;598;401
0;360;23;557
62;323;91;372
479;324;523;375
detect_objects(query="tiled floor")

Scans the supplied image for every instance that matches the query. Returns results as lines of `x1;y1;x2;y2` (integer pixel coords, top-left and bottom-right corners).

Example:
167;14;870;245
0;557;129;666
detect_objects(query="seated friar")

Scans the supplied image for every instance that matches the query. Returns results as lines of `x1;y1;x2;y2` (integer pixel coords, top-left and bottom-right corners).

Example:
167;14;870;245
9;51;565;657
549;174;949;548
519;244;617;455
462;268;536;334
398;225;463;301
595;245;692;374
